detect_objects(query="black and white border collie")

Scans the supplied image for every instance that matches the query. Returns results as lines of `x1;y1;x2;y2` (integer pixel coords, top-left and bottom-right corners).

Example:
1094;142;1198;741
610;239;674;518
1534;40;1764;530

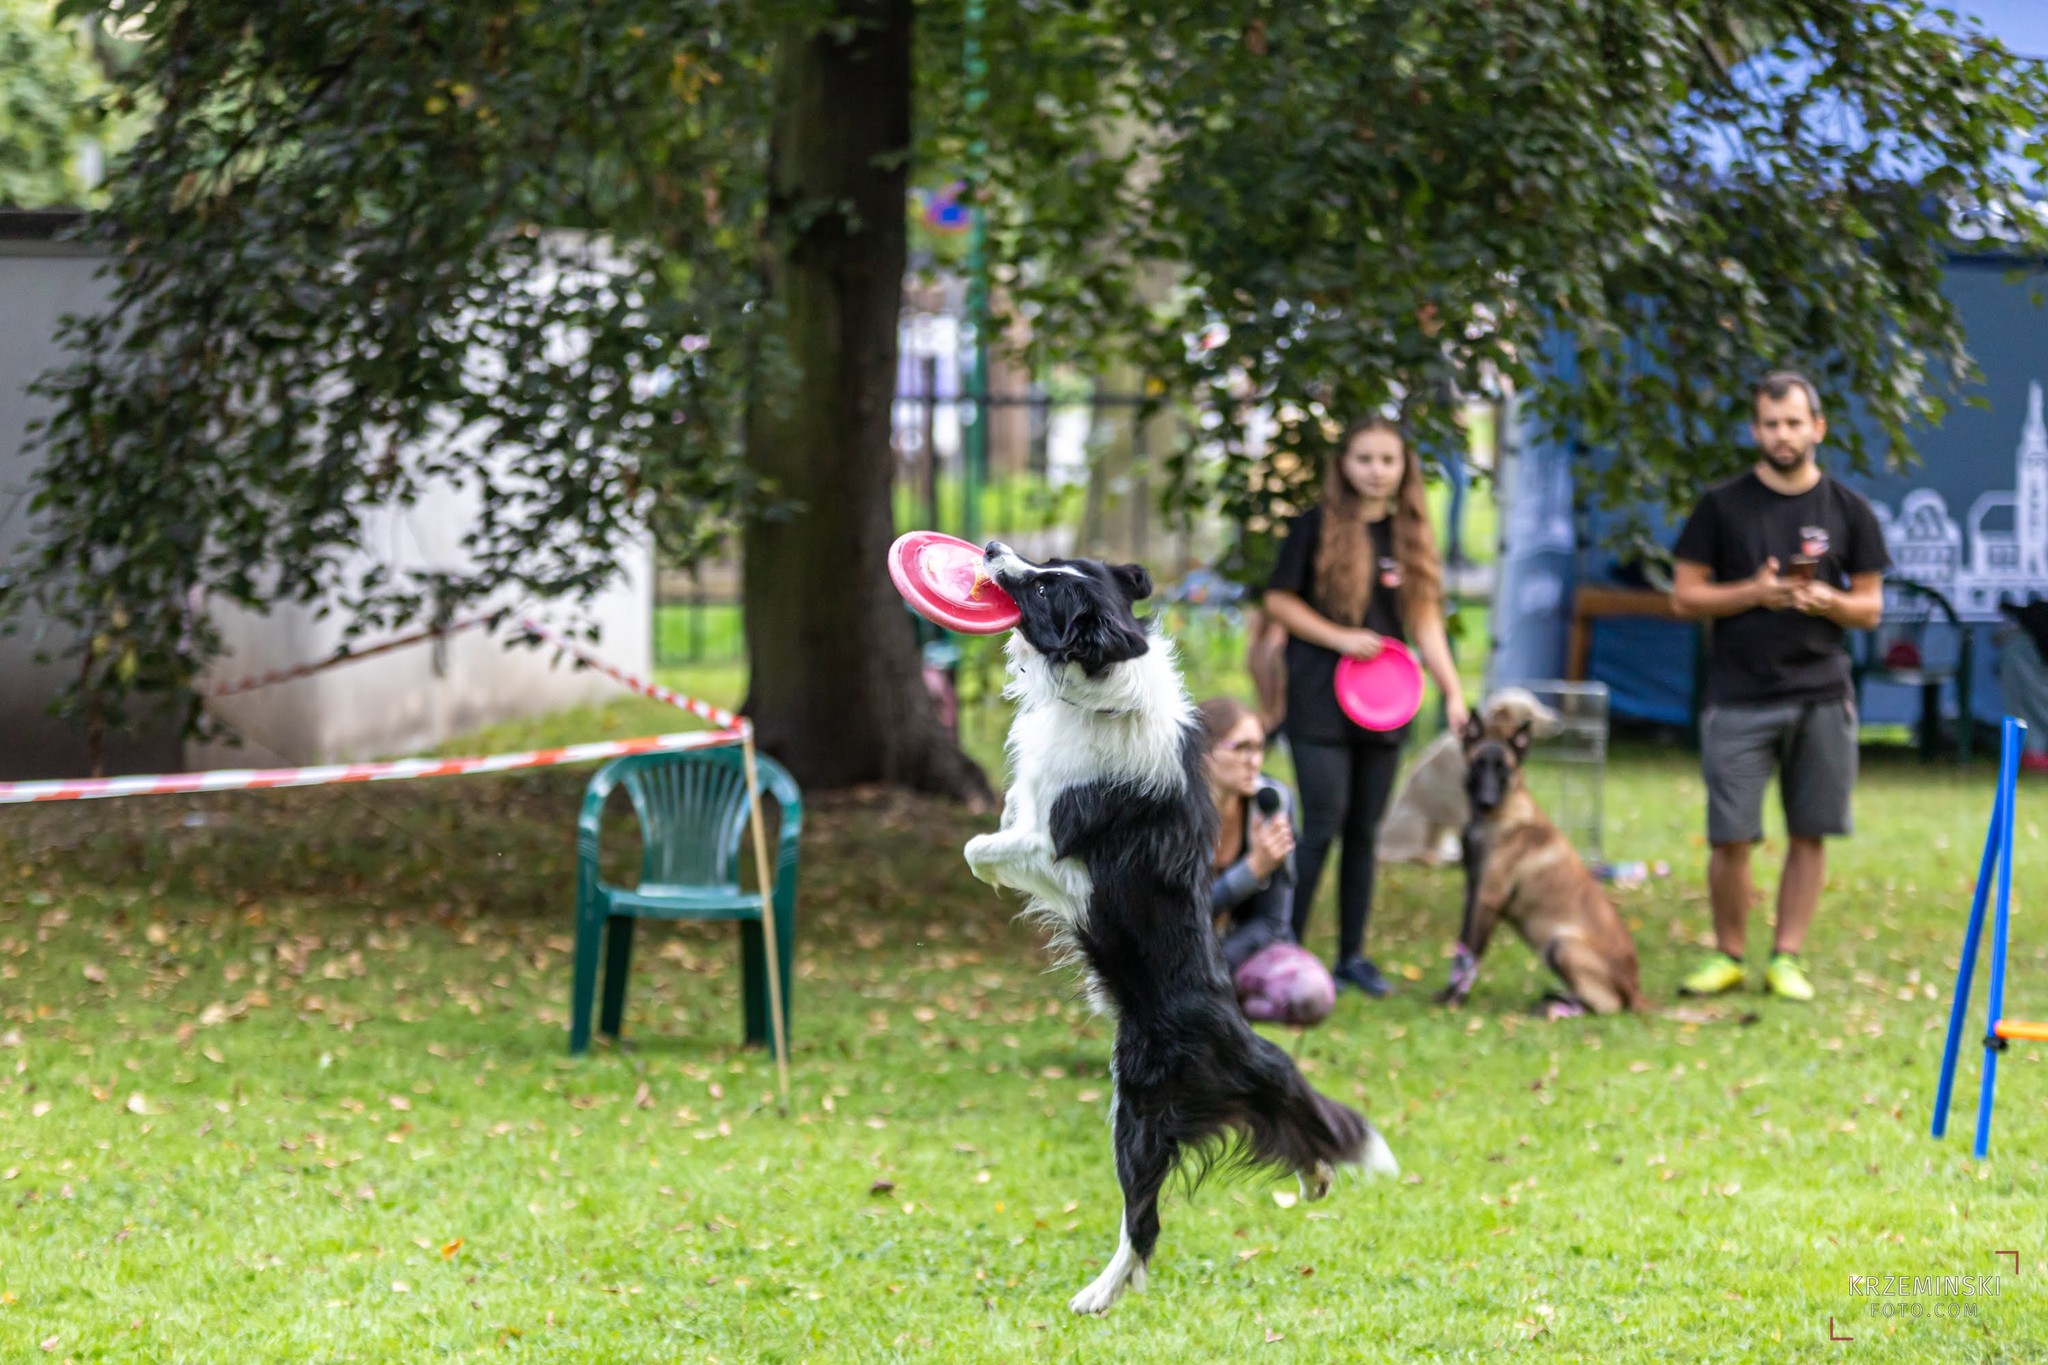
963;542;1398;1315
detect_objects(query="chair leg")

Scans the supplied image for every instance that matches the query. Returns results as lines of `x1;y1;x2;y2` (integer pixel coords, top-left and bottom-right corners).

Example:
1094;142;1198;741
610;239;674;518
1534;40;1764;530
1959;663;1973;763
569;907;604;1056
740;921;768;1050
1921;681;1940;761
740;910;793;1060
599;915;636;1040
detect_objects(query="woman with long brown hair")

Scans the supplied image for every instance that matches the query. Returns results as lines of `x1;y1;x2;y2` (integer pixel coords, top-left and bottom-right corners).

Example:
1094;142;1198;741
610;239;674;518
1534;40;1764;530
1194;696;1299;973
1262;416;1468;997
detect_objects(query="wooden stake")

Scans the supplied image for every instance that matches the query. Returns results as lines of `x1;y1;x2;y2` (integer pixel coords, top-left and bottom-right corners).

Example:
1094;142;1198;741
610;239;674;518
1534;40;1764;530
741;728;792;1110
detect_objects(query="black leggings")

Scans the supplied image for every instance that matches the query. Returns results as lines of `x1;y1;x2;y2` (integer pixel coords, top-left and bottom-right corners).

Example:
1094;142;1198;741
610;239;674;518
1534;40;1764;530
1289;738;1403;962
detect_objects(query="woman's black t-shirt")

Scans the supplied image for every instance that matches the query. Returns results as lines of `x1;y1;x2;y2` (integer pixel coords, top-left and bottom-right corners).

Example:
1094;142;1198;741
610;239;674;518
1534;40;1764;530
1265;506;1407;745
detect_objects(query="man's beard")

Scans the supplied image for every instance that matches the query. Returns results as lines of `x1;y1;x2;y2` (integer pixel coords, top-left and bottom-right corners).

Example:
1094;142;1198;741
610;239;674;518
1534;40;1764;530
1762;442;1815;472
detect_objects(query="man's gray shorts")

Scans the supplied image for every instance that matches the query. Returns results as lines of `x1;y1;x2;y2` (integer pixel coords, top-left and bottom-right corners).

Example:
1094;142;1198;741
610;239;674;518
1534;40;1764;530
1700;697;1859;845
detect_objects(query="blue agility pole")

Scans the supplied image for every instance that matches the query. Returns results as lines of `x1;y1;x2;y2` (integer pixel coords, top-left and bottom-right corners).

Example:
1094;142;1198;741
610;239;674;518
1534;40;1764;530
1975;715;2024;1159
1931;717;2016;1142
1932;716;2028;1158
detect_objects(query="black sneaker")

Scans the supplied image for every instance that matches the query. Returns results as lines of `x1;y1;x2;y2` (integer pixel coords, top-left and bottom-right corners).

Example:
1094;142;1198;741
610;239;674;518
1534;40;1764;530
1334;956;1392;998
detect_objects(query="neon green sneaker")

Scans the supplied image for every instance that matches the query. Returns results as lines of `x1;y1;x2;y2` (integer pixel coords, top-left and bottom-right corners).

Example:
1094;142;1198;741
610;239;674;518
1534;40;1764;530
1680;952;1746;996
1765;953;1815;1002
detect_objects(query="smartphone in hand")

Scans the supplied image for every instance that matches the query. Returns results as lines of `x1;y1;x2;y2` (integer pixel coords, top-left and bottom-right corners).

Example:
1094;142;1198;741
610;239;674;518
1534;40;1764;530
1787;555;1819;583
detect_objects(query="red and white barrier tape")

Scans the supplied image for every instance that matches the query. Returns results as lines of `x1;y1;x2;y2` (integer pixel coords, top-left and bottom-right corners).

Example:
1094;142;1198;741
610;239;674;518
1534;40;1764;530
516;618;742;730
200;614;495;698
0;728;746;806
1;620;750;806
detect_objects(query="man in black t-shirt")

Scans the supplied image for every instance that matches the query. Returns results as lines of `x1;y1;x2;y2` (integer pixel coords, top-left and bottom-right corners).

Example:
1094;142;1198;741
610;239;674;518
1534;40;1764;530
1670;371;1890;1002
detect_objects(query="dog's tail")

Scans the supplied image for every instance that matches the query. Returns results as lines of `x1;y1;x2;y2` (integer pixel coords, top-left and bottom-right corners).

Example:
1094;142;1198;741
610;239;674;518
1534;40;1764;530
1235;1034;1397;1180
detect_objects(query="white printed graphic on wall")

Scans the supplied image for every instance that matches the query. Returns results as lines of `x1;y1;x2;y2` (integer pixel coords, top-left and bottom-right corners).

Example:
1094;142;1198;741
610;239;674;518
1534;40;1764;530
1870;381;2048;622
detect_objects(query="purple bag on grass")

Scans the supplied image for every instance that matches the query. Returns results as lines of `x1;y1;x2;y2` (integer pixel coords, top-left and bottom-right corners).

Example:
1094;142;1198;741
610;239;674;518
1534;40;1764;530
1232;942;1335;1026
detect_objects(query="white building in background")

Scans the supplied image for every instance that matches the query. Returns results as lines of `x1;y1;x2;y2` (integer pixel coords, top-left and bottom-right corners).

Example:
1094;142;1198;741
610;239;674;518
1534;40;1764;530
0;212;651;780
1870;381;2048;621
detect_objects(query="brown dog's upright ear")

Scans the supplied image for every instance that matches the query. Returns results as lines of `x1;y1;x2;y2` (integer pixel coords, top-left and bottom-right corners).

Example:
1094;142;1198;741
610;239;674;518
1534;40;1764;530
1461;711;1487;750
1508;720;1535;760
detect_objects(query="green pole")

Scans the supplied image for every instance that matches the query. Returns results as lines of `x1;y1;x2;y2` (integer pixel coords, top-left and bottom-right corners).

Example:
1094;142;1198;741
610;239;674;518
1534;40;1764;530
961;0;989;546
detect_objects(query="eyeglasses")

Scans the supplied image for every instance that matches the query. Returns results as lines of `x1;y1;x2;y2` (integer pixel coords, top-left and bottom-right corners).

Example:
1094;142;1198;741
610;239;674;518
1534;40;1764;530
1216;739;1264;757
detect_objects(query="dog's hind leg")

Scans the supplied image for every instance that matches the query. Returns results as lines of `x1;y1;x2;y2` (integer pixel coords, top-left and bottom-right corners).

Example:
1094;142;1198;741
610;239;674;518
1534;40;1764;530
1545;939;1627;1015
1068;1095;1174;1315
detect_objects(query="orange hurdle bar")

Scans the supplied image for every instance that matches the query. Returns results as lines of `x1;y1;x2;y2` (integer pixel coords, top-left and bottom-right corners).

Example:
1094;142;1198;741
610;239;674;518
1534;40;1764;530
1993;1020;2048;1043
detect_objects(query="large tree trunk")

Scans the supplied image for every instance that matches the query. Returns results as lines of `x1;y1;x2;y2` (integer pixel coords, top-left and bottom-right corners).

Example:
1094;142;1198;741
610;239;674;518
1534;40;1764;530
742;0;992;803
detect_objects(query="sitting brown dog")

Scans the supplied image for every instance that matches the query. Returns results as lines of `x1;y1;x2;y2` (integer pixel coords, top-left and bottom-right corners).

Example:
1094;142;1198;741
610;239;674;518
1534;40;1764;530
1435;716;1646;1016
1377;687;1561;866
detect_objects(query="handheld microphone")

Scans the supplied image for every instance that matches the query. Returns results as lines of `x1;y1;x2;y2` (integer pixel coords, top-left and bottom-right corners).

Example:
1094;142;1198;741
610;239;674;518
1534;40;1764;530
1254;787;1282;817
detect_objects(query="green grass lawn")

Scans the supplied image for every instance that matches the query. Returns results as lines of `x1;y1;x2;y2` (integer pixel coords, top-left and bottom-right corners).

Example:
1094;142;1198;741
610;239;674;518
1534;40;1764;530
4;679;2048;1360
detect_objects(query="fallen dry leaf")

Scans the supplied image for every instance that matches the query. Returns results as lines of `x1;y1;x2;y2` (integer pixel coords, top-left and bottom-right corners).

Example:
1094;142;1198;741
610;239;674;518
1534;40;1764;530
1272;1190;1298;1209
125;1094;150;1116
441;1238;464;1259
869;1179;896;1196
82;964;107;984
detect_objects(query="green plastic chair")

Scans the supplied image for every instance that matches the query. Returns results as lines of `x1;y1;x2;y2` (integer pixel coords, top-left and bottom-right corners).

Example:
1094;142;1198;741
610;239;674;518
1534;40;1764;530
570;747;801;1057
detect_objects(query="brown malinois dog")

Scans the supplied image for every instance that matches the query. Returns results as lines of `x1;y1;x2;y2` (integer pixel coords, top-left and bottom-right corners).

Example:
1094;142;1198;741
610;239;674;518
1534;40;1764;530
1435;715;1646;1016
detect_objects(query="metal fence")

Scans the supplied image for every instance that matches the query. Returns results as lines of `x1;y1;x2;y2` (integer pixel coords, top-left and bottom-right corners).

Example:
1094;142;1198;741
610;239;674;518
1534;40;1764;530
655;384;1229;669
1516;680;1611;862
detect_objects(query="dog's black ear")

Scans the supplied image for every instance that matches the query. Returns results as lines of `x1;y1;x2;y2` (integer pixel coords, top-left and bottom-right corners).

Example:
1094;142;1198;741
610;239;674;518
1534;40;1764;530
1054;610;1150;676
1509;720;1534;758
1111;563;1152;602
1461;711;1487;747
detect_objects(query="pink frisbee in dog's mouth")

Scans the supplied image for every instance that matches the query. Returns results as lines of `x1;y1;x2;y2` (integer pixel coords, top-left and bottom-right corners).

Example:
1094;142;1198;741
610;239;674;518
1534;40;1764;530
888;530;1022;634
1333;641;1424;731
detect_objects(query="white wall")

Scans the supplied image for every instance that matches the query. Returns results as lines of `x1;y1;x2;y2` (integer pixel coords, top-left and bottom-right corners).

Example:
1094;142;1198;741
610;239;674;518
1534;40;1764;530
193;551;653;768
1;226;655;777
0;231;188;778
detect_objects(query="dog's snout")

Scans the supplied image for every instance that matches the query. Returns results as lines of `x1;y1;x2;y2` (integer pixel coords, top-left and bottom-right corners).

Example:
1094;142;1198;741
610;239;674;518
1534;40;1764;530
985;540;1008;558
1466;755;1507;814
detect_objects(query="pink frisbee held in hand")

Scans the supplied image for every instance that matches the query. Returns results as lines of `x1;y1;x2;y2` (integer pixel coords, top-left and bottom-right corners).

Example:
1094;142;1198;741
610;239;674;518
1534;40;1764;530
888;530;1022;635
1333;640;1424;731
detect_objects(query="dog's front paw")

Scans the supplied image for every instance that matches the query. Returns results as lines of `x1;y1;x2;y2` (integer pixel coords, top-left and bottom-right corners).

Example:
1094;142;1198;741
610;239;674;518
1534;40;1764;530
963;834;1005;888
1299;1160;1335;1202
1436;944;1477;1006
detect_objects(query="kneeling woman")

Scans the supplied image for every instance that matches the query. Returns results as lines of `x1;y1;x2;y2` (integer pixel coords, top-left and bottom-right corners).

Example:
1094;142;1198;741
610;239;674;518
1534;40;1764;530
1198;697;1333;1025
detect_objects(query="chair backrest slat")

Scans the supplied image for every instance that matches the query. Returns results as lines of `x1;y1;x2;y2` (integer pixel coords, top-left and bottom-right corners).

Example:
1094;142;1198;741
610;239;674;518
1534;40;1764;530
620;754;751;890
